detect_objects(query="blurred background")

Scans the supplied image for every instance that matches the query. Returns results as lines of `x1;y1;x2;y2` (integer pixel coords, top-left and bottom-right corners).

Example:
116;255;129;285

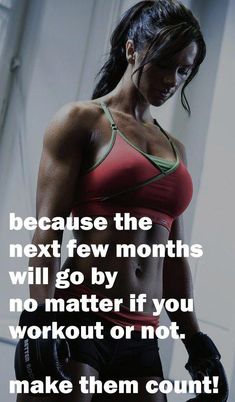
0;0;234;400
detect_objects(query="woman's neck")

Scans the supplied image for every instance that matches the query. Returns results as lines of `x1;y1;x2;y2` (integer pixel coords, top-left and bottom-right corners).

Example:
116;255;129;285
102;69;153;123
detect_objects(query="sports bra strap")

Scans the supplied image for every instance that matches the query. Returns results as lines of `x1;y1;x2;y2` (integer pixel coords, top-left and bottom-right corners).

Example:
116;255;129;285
154;118;178;158
100;101;117;131
100;101;178;162
153;118;170;139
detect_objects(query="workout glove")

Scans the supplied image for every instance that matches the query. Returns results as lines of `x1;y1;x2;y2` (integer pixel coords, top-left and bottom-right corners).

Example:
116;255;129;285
185;332;228;402
14;304;70;382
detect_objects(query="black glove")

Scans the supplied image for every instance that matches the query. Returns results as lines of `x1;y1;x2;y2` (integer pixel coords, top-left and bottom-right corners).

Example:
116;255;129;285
185;332;228;402
14;304;70;382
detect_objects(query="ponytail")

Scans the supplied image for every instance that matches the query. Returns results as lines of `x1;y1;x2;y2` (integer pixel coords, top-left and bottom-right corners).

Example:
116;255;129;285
92;1;153;100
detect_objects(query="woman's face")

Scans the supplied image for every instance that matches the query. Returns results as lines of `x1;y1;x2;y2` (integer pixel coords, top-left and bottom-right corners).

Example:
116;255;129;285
131;41;198;106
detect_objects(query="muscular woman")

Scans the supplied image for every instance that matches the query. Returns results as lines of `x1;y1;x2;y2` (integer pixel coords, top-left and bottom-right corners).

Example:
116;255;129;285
15;1;228;401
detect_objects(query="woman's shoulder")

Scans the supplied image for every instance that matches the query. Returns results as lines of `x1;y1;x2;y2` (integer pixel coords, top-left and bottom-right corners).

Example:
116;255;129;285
43;100;103;150
51;100;103;132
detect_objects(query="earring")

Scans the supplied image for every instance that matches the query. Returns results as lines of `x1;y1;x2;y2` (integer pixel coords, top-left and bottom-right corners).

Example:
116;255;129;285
128;56;135;64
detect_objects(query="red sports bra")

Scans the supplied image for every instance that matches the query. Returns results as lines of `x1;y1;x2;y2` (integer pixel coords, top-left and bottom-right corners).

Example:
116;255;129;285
72;102;193;231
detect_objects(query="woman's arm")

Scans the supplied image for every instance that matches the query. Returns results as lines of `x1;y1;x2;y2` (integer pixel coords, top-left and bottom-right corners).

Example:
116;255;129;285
163;139;228;401
163;216;200;341
162;136;200;339
15;103;95;384
29;102;90;302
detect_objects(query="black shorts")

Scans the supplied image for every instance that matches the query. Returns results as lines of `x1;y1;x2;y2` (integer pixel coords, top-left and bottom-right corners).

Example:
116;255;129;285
59;311;164;379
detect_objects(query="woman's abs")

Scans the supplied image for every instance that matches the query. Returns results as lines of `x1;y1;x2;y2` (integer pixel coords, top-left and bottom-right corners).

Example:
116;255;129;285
59;222;169;313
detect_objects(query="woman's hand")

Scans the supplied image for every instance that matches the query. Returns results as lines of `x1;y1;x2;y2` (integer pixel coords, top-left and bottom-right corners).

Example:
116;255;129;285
185;332;229;401
14;305;70;382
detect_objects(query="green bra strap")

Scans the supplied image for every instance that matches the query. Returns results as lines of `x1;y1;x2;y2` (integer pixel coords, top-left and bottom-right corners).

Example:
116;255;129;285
100;101;118;131
100;102;179;173
154;118;179;160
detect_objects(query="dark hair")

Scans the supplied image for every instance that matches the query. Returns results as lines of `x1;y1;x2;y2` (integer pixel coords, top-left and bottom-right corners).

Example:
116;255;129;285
92;0;206;115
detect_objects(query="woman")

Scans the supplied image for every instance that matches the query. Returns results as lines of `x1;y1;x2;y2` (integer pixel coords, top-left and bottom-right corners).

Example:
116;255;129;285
15;1;228;401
